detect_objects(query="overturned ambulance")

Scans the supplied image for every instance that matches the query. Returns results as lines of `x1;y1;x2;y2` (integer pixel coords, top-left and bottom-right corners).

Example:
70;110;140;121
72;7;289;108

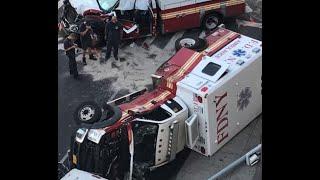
66;26;262;180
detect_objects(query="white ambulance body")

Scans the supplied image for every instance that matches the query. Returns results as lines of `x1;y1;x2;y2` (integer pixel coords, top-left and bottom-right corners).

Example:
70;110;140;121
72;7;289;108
64;27;262;179
176;34;262;156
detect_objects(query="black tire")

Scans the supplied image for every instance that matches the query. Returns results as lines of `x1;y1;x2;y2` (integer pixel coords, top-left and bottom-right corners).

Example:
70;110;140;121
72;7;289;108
74;101;102;125
175;36;200;51
90;103;122;129
202;13;222;31
194;38;208;52
175;36;208;52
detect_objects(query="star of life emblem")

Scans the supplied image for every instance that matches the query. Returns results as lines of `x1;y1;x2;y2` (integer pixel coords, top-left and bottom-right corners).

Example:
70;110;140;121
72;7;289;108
233;49;246;57
237;87;252;111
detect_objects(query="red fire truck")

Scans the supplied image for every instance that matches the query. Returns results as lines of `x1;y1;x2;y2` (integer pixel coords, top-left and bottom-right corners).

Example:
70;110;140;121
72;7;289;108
60;0;245;46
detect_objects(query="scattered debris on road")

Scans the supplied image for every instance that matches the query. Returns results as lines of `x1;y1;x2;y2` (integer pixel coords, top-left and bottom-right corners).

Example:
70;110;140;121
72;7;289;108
236;19;262;29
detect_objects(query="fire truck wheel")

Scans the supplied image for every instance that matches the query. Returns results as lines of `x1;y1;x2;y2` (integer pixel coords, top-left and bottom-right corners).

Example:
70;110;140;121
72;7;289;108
73;101;102;125
175;36;200;51
203;13;222;31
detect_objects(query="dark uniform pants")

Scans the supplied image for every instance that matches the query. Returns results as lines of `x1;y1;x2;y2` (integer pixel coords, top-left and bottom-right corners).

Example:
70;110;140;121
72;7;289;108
68;55;78;78
105;41;119;60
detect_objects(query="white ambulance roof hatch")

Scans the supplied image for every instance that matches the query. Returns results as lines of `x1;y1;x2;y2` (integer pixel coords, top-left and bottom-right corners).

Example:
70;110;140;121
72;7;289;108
179;73;208;90
192;56;229;83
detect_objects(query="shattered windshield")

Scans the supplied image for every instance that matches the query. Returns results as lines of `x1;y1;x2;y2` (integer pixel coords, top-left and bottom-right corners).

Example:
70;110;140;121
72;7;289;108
97;0;119;11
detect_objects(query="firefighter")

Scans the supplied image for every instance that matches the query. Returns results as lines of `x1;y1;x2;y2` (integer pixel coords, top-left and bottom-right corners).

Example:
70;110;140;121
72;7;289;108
104;16;123;64
134;0;150;34
63;33;79;79
91;32;103;63
79;21;97;65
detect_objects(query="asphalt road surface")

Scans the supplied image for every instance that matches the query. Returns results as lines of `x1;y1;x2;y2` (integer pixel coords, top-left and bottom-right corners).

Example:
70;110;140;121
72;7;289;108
58;1;262;179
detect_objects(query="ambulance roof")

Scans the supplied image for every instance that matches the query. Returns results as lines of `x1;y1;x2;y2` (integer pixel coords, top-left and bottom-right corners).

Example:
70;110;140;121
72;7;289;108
178;34;262;95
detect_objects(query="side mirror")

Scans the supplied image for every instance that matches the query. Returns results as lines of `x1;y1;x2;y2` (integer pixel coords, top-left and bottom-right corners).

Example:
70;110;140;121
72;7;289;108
218;24;225;28
151;74;162;89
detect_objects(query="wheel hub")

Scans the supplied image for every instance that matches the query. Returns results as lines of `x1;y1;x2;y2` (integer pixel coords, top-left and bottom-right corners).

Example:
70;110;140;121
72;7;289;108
180;38;196;48
206;16;219;30
80;106;95;121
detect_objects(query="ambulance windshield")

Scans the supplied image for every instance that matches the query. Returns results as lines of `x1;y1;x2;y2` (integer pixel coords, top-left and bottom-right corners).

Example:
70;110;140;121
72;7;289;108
97;0;118;11
140;107;172;121
202;62;221;76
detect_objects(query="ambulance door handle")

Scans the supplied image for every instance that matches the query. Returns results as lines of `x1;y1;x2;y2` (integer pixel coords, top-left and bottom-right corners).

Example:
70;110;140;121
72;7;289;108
176;14;182;18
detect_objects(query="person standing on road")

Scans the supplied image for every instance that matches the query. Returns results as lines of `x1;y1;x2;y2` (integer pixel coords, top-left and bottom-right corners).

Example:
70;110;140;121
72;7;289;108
91;33;103;63
79;21;97;65
64;33;79;79
104;16;123;64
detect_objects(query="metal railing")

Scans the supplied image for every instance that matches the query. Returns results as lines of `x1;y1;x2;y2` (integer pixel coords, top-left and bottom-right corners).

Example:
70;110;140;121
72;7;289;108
208;144;262;180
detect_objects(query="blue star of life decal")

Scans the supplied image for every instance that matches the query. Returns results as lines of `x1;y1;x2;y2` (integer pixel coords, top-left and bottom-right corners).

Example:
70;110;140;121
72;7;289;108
233;49;246;57
237;87;252;111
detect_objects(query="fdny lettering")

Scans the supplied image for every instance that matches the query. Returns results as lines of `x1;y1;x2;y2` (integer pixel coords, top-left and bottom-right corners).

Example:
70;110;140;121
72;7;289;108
215;92;228;144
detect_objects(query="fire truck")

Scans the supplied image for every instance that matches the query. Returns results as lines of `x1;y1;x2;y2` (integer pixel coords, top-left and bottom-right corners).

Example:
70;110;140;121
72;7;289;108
61;25;262;180
59;0;246;49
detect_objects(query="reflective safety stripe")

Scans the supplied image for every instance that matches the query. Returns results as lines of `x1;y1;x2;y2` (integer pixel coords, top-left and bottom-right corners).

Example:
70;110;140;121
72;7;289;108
161;0;245;20
72;154;77;164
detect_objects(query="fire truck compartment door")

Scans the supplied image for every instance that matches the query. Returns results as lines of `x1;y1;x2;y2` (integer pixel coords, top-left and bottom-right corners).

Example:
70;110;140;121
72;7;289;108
179;73;208;90
185;114;199;149
192;56;229;83
158;0;195;10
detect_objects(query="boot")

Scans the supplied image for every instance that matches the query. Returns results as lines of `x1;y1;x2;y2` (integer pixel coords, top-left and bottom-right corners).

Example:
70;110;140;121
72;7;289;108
112;59;121;68
82;57;87;65
89;54;97;60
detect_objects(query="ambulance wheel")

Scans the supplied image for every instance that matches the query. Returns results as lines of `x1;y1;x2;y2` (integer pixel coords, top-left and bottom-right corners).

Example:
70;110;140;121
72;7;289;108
175;36;207;52
73;101;102;125
203;13;222;31
175;36;200;51
89;103;122;129
194;38;208;52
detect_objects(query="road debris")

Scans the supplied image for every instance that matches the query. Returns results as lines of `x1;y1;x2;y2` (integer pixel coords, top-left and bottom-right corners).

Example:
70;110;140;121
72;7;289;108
236;19;262;29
